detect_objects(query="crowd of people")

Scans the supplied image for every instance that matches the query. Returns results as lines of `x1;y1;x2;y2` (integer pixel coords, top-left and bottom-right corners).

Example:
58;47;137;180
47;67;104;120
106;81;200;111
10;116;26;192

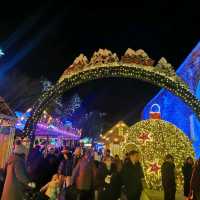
0;139;200;200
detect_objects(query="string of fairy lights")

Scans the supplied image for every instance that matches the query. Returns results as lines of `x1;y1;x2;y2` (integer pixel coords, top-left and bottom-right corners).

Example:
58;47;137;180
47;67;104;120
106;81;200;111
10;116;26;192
23;49;200;149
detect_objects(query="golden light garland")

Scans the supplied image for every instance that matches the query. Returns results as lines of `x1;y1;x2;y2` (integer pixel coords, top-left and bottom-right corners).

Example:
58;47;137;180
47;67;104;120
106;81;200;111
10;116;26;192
121;119;195;191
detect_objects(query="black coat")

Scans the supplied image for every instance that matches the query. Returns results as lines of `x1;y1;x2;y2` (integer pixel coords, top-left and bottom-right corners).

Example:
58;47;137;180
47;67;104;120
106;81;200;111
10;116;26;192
42;153;59;185
121;161;144;197
58;159;73;176
97;163;122;200
27;148;46;188
161;161;176;189
182;163;193;196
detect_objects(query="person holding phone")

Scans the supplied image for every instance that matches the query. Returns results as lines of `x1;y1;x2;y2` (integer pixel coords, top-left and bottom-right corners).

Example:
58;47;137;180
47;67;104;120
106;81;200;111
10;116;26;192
97;156;122;200
121;150;145;200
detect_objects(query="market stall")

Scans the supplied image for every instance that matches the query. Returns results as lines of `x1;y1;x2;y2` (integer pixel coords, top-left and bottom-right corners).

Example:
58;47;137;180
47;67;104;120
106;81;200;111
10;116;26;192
100;121;129;158
0;97;16;169
16;109;81;148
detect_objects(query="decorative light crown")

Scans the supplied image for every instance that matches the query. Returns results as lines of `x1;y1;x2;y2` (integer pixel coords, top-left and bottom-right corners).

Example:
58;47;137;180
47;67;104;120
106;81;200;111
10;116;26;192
59;48;185;88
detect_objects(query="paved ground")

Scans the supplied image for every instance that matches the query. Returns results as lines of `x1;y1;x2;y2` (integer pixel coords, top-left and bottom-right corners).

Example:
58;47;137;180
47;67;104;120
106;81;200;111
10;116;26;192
144;190;185;200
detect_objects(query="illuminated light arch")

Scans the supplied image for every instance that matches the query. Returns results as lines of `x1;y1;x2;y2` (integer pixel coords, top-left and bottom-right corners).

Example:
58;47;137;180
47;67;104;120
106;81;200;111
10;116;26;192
23;48;200;148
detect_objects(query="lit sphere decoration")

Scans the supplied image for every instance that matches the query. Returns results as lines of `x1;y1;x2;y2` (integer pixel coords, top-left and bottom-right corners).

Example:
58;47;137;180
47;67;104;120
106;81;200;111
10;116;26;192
22;48;200;149
121;119;195;191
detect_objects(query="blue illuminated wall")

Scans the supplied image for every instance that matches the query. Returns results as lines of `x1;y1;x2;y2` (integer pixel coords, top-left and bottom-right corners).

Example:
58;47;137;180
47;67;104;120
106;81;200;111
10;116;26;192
142;42;200;158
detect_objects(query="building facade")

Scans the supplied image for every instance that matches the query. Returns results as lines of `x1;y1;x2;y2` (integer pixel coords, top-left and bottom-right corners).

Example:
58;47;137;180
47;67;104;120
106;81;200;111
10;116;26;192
142;42;200;158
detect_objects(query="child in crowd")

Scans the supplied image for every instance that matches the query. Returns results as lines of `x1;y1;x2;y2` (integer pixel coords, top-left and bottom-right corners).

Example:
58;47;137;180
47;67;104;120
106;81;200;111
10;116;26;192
40;174;62;200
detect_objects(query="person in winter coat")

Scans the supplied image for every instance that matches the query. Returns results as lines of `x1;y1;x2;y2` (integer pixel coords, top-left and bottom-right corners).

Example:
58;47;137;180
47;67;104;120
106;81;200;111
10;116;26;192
190;158;200;200
71;150;94;200
97;156;122;200
27;145;46;189
121;150;145;200
58;150;73;187
1;143;36;200
43;147;59;185
182;156;194;198
161;154;176;200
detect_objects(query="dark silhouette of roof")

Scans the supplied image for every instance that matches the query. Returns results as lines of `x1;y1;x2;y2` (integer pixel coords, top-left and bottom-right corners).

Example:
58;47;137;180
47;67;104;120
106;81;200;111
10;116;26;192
0;97;14;116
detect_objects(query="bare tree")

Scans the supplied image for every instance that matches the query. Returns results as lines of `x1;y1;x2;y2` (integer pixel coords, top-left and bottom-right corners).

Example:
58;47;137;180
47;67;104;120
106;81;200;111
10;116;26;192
0;70;42;111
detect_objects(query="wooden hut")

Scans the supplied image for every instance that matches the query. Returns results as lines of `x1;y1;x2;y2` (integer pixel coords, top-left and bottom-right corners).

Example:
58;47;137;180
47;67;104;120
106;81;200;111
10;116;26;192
100;121;129;158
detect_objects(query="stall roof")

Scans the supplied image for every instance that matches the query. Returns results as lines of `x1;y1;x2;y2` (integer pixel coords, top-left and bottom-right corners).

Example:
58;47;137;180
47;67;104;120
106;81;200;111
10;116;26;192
103;121;129;138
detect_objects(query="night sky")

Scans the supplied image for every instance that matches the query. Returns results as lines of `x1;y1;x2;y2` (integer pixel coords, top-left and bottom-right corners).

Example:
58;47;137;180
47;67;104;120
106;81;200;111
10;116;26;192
0;0;200;128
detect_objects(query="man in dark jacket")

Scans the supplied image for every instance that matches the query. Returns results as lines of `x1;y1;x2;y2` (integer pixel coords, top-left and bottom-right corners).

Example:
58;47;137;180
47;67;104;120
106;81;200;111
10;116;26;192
161;154;176;200
27;145;46;189
97;156;122;200
43;147;59;185
182;156;194;198
121;150;145;200
1;143;36;200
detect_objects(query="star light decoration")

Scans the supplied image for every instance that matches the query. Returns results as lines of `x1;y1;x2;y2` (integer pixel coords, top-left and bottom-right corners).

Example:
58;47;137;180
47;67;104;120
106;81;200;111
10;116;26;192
137;131;153;145
147;160;161;175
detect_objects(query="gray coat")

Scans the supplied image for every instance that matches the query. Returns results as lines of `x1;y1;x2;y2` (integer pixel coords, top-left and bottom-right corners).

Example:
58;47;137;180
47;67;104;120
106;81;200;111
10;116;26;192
1;154;30;200
72;158;94;190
